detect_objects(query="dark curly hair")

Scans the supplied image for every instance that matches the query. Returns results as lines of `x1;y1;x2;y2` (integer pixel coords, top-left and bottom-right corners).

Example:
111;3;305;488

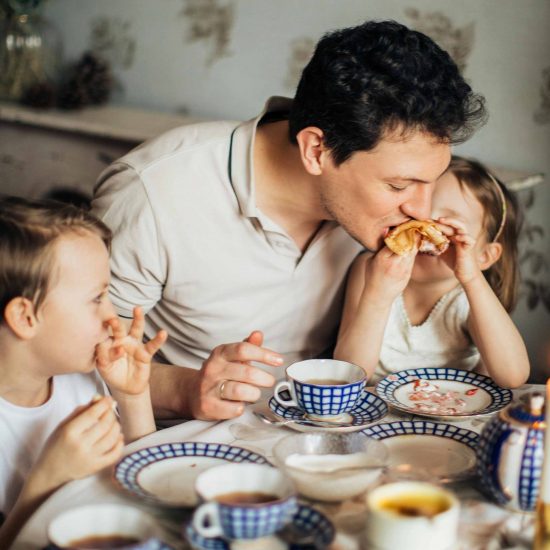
289;20;487;165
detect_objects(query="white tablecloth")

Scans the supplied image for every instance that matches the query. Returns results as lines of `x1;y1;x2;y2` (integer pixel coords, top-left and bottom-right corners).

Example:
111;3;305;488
13;385;542;550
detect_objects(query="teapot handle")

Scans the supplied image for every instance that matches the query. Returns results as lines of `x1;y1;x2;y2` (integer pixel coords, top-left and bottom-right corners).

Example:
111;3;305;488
489;427;521;502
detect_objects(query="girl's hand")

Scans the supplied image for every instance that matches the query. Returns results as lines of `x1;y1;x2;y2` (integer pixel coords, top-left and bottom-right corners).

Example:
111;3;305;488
437;217;483;285
95;307;167;396
362;245;418;306
32;396;123;489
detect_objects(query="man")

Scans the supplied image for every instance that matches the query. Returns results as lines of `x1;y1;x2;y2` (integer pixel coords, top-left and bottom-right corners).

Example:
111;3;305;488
92;20;486;421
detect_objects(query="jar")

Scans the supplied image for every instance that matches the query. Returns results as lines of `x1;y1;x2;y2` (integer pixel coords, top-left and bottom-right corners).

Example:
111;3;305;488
0;6;62;101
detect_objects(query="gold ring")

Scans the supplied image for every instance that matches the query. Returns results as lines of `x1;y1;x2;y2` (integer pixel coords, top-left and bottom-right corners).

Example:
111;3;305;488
219;380;227;400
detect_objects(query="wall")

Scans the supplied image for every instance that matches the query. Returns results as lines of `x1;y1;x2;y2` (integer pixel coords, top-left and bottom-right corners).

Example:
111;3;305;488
42;0;550;380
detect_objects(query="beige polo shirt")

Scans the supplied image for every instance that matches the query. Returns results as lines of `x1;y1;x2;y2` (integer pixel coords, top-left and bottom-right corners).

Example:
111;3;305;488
93;97;363;371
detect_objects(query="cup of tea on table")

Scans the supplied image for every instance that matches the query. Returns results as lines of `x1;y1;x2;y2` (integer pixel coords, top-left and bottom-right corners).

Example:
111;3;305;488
47;503;163;549
273;359;367;419
192;463;297;540
365;481;460;550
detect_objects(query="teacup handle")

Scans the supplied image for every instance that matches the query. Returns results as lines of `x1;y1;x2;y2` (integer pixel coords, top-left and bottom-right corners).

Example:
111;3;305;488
192;502;223;538
274;380;299;408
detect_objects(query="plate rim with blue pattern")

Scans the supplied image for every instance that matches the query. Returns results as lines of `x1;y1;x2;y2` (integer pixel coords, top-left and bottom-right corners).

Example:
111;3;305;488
184;501;335;549
113;441;270;507
375;367;512;419
268;389;388;432
362;419;479;482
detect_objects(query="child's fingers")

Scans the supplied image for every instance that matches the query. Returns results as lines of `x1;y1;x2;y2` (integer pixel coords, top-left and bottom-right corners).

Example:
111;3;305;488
128;306;145;340
143;330;167;357
93;417;123;454
437;216;468;235
84;407;119;445
68;396;116;433
107;316;127;341
98;434;125;467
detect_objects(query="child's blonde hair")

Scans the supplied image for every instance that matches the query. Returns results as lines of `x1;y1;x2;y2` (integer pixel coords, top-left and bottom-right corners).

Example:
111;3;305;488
446;156;522;312
0;196;112;321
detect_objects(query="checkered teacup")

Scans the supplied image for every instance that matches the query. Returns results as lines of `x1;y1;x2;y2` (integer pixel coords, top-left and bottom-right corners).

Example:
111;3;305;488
192;463;297;540
274;359;367;419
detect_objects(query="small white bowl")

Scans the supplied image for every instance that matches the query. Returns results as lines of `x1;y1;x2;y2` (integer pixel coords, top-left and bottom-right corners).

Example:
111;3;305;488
273;432;388;502
48;503;161;549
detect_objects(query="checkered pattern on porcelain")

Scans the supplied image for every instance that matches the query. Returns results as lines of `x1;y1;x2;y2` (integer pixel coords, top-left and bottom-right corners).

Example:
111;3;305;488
217;496;297;539
43;542;172;550
476;419;543;511
114;442;269;502
362;420;479;449
184;503;335;549
269;389;388;426
375;368;512;416
293;378;364;416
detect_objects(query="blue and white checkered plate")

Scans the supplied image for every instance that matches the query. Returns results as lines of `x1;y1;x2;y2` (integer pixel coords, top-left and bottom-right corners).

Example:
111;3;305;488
362;420;479;483
268;389;388;433
184;502;335;549
114;442;270;508
375;368;512;420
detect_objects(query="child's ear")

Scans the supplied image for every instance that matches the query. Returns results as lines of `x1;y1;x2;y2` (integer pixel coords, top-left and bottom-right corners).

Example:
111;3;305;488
3;297;39;339
478;242;503;271
295;127;326;176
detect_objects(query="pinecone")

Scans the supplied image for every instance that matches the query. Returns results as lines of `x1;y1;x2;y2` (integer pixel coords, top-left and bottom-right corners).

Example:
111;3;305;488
57;52;113;110
21;82;56;109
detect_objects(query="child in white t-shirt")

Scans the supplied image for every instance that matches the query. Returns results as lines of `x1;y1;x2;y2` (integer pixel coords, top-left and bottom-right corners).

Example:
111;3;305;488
0;196;167;547
334;156;529;388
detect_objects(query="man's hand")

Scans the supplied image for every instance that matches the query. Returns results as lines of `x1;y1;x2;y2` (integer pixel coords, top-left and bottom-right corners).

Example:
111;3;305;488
31;396;123;490
96;307;167;396
188;330;284;421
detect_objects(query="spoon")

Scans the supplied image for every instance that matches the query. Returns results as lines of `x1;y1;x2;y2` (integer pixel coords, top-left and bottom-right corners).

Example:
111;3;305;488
253;410;349;429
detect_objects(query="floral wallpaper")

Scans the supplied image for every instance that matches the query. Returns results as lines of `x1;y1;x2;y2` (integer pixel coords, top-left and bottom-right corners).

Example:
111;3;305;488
178;0;235;66
41;0;550;378
534;67;550;125
89;16;135;70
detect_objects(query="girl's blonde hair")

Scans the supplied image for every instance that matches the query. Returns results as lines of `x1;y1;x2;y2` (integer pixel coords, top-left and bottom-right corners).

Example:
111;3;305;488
446;156;522;312
0;196;112;320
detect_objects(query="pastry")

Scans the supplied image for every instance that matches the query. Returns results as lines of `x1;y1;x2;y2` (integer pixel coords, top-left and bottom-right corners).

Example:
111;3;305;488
384;220;449;256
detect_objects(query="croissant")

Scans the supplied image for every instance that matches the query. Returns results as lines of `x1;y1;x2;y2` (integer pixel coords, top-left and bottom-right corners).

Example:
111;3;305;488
384;220;450;256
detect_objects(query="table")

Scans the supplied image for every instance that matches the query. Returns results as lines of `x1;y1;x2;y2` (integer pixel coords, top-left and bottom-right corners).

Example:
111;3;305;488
13;385;541;550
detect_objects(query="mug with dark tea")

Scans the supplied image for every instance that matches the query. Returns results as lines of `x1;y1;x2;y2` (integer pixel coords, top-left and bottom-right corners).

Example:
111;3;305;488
47;503;163;549
192;463;297;540
274;359;367;419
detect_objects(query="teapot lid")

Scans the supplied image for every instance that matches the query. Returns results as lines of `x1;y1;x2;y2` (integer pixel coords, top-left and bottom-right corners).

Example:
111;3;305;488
502;391;545;427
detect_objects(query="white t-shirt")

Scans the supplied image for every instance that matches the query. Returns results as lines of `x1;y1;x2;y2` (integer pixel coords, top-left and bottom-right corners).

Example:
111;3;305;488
375;285;480;382
93;97;363;370
0;371;106;517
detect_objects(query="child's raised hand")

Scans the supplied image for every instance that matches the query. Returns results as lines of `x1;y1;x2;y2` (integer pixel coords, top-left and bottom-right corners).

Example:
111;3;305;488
363;245;418;305
32;396;123;488
437;216;482;284
95;307;167;396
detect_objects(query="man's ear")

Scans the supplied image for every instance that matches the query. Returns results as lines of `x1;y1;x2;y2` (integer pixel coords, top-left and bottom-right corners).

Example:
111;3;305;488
478;242;503;271
3;297;39;339
295;127;327;175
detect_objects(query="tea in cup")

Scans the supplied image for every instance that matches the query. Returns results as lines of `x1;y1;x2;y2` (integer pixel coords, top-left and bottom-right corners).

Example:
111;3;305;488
192;463;297;540
365;481;459;550
273;359;367;418
47;504;162;549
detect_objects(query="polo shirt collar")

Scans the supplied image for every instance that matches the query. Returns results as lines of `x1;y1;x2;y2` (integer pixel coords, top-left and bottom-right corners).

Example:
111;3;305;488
228;96;293;218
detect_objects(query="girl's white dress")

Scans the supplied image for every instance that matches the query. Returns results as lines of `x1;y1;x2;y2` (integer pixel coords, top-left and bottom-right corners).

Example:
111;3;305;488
374;285;480;383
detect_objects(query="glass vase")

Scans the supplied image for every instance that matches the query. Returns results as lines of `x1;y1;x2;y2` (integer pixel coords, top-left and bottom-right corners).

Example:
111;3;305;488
0;12;62;102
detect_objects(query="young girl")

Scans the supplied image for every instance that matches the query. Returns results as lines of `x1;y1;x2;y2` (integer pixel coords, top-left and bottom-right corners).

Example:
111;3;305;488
334;156;529;388
0;197;167;547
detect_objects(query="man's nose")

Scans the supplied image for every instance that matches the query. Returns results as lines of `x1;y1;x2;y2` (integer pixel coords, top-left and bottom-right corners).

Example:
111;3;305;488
401;184;433;220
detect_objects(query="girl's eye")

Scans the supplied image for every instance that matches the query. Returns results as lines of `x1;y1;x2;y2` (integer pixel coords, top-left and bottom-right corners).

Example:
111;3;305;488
93;294;105;304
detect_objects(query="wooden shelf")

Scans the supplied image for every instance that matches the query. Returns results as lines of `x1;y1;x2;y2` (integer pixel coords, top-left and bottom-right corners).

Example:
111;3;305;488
0;102;205;143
